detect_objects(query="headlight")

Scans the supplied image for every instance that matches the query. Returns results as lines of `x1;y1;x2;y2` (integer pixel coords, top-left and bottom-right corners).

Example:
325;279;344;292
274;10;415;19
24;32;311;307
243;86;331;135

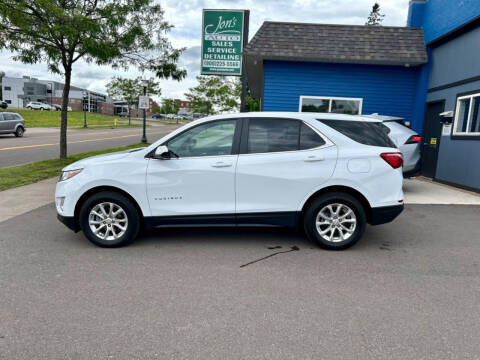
58;168;83;182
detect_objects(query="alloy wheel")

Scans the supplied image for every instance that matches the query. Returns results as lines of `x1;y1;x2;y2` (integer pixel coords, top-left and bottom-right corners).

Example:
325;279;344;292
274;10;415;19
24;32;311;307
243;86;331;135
88;202;128;241
315;203;357;243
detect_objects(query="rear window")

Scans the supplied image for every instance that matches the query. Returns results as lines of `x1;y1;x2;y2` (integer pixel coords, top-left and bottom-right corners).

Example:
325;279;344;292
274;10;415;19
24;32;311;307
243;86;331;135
320;119;396;148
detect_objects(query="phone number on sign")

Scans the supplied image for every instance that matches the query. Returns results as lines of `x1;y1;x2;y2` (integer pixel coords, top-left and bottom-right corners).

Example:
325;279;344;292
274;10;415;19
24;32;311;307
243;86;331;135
203;60;240;68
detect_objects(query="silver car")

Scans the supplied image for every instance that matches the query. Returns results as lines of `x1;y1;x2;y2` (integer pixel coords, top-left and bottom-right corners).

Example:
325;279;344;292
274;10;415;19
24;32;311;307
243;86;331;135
0;112;26;137
365;115;421;177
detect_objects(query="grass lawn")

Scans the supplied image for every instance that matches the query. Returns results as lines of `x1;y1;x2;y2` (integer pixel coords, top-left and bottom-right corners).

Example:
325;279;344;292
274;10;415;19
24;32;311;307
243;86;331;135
0;108;139;128
0;143;149;192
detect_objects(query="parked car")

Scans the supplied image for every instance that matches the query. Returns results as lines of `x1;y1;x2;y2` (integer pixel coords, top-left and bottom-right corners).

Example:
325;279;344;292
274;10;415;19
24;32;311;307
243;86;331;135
55;112;404;249
117;111;129;117
25;101;53;111
49;104;73;111
0;112;26;137
152;114;166;119
365;114;421;177
0;101;8;109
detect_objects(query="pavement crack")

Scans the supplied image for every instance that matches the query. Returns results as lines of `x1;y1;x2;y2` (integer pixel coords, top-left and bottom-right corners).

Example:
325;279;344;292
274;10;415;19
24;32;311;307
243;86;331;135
240;246;300;268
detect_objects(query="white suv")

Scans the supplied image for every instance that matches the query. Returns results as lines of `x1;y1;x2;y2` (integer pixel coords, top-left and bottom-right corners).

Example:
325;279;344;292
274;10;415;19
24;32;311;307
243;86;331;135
26;101;53;111
55;112;404;249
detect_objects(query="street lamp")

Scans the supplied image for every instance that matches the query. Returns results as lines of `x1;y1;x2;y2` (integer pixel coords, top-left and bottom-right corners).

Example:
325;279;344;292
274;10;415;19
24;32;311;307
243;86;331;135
82;91;88;128
141;79;148;143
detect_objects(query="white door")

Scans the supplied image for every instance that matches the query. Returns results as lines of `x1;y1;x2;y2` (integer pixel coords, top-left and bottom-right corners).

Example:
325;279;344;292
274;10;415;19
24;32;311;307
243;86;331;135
146;119;239;216
236;118;337;213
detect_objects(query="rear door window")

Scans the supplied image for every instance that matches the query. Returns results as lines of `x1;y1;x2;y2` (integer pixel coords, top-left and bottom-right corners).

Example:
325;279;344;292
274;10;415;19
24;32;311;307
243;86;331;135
247;119;299;153
320;119;396;148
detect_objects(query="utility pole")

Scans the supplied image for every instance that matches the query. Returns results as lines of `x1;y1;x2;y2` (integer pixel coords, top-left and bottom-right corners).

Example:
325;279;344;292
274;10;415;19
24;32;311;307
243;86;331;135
240;10;250;113
82;91;88;128
141;79;148;143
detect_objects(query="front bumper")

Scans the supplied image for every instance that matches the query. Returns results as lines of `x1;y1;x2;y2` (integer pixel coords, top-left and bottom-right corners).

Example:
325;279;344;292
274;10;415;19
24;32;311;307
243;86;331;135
57;214;79;232
370;204;404;225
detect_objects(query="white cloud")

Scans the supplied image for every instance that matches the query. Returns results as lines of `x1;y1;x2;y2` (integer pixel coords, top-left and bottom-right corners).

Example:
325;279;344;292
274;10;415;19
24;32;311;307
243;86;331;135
0;0;408;102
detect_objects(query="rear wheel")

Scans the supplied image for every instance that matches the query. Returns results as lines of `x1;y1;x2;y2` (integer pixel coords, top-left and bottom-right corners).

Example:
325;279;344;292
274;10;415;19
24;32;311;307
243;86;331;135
304;192;366;250
14;127;24;137
79;191;140;247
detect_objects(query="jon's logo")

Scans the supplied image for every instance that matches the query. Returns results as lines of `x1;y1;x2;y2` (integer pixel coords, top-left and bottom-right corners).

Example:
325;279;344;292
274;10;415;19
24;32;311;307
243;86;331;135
205;16;240;34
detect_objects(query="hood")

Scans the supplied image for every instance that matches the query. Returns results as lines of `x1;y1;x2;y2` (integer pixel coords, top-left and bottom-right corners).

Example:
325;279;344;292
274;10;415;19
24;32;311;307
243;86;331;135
62;149;138;171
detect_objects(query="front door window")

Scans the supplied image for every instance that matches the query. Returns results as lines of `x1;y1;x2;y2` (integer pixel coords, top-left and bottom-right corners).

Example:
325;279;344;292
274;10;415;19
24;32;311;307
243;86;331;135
167;119;236;157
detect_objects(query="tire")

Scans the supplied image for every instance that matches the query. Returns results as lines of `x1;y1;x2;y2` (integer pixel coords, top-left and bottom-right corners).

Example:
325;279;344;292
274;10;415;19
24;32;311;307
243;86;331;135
14;127;24;137
27;106;32;110
79;191;141;248
40;107;45;111
304;192;366;250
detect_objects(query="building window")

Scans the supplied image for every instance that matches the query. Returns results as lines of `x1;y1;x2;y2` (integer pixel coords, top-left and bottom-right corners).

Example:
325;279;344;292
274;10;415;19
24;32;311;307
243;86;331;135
299;96;363;115
454;93;480;135
5;100;11;104
4;86;11;91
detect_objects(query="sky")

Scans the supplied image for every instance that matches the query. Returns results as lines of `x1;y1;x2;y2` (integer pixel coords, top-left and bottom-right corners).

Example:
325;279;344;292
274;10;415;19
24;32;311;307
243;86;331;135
0;0;409;102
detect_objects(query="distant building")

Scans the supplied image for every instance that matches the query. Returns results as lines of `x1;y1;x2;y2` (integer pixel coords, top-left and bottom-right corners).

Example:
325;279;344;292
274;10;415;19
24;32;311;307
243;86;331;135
174;99;192;109
1;76;114;115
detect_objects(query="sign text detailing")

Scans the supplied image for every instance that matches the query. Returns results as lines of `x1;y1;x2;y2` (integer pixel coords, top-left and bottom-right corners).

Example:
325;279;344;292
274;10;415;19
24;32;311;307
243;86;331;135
201;9;245;76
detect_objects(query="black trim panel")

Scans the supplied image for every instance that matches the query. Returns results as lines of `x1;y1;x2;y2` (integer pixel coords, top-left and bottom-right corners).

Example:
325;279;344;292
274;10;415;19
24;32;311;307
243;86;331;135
57;214;79;232
428;75;480;93
370;204;404;225
144;212;299;229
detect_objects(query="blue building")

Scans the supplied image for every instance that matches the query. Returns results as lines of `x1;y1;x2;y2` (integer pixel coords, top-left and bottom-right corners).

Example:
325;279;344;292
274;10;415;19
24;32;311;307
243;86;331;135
244;0;480;192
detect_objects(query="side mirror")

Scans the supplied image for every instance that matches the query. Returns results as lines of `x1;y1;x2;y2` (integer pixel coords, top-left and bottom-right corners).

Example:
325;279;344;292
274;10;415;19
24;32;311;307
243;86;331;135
154;145;170;159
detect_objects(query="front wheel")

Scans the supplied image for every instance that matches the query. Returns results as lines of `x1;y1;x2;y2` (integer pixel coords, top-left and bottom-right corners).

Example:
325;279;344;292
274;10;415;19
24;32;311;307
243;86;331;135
304;192;366;250
79;191;140;247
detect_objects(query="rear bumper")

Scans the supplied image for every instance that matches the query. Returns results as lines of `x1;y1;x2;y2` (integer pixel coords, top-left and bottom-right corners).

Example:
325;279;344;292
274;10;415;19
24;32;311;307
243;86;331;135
370;204;404;225
57;214;78;232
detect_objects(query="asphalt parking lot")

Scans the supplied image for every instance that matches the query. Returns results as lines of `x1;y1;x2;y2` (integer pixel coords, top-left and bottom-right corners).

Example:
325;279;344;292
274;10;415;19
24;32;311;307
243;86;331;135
1;203;480;359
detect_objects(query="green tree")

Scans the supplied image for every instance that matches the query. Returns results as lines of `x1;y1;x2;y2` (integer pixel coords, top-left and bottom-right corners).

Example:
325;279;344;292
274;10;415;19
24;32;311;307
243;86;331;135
234;78;260;112
106;76;161;124
152;103;161;114
0;1;186;158
186;76;240;115
366;2;385;26
160;98;180;114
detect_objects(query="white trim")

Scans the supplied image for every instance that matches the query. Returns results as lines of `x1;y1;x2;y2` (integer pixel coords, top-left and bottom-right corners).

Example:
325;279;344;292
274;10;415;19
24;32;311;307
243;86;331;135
299;96;363;115
453;93;480;136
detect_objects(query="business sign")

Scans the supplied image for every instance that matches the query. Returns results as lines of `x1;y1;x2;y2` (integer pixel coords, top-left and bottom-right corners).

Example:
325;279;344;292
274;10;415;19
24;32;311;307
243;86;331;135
201;9;245;76
138;96;149;109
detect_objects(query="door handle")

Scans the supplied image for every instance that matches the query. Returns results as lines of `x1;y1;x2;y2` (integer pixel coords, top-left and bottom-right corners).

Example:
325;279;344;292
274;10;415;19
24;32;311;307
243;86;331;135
211;161;232;168
304;155;324;162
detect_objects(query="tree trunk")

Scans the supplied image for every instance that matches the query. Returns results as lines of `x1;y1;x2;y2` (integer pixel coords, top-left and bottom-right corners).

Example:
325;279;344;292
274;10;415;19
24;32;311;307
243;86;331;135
60;66;72;159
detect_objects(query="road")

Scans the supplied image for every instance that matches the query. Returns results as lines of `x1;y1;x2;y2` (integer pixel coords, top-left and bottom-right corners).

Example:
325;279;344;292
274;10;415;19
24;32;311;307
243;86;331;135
0;125;180;167
1;204;480;359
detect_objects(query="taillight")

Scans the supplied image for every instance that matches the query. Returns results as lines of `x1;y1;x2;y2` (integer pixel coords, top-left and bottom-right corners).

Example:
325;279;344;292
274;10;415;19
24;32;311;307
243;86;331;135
381;152;403;169
405;135;421;144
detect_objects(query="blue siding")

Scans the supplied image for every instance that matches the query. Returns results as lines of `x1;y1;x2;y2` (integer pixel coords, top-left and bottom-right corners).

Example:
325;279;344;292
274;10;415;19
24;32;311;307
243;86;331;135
435;135;480;190
263;61;423;133
429;26;480;89
407;0;480;44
